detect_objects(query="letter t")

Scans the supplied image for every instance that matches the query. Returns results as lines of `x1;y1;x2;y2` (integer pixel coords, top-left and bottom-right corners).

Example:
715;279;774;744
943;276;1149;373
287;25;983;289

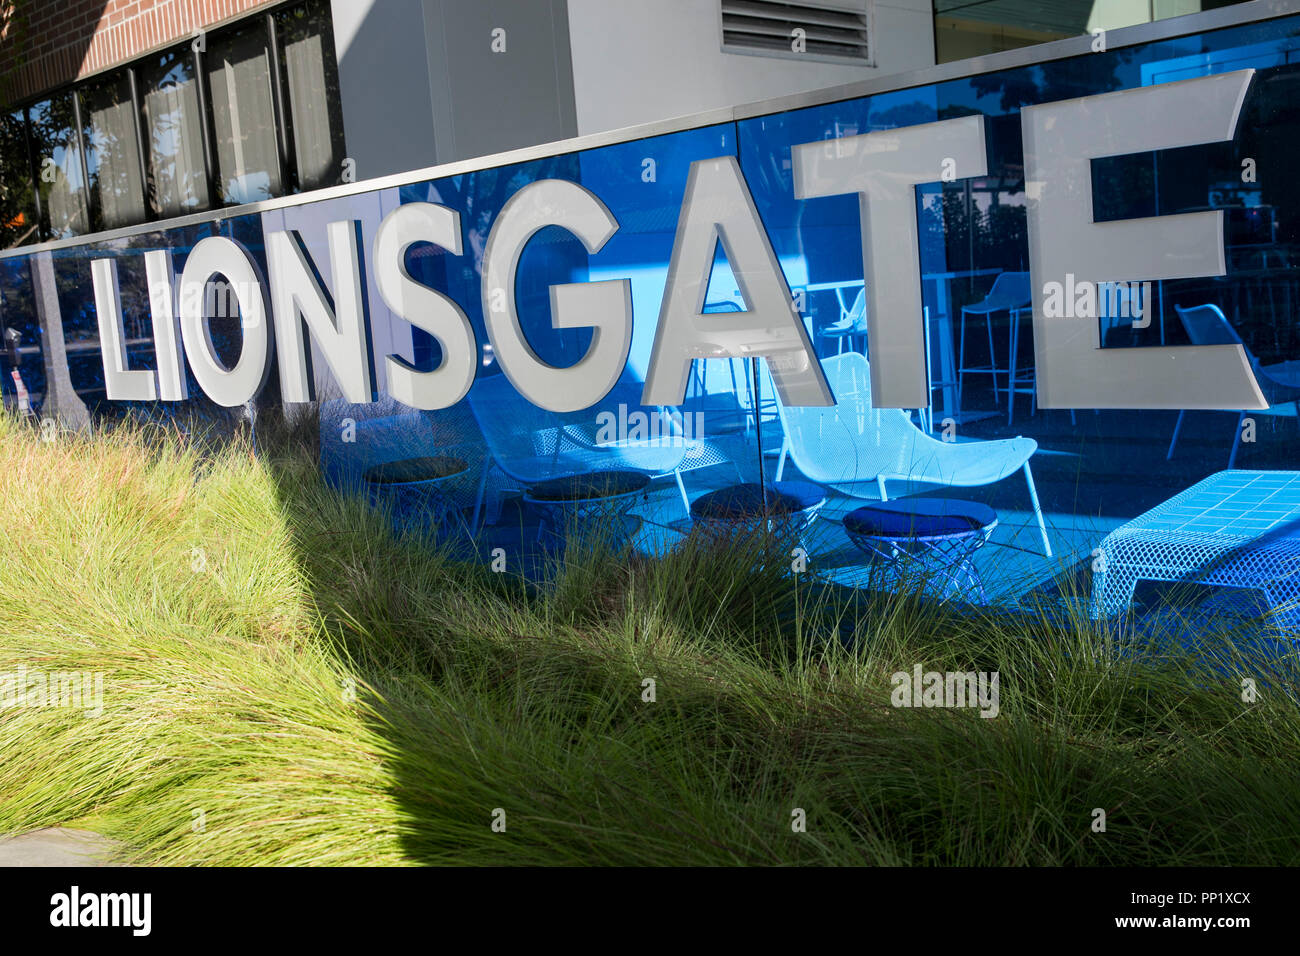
792;115;988;409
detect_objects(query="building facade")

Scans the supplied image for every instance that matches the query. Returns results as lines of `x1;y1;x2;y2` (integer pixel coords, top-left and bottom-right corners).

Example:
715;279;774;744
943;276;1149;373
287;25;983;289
0;0;1297;630
2;1;1247;249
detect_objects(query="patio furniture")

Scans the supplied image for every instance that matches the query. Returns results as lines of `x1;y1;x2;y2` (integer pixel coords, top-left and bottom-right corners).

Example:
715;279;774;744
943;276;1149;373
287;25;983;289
1166;304;1300;467
688;301;767;436
467;371;741;518
363;455;474;534
1090;469;1300;627
1098;281;1153;347
818;288;868;356
919;305;939;433
318;397;498;525
844;498;998;603
523;470;650;546
957;271;1031;418
769;351;1052;556
689;480;826;538
917;268;1000;423
1004;295;1037;426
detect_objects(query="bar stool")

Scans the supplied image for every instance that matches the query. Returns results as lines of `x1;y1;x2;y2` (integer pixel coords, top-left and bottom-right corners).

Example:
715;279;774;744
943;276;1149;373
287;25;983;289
957;272;1031;417
1005;307;1036;426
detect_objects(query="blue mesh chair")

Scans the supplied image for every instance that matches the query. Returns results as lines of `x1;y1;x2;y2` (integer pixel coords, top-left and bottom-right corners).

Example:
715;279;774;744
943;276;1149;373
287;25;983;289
1166;304;1300;467
467;372;740;517
1091;470;1300;626
770;351;1051;556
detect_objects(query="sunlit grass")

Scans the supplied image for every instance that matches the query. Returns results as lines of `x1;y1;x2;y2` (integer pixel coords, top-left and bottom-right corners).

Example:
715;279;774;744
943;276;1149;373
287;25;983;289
1;406;1298;865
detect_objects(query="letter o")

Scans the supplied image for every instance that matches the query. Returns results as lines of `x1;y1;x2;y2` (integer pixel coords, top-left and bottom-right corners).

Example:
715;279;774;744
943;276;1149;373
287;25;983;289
178;236;273;407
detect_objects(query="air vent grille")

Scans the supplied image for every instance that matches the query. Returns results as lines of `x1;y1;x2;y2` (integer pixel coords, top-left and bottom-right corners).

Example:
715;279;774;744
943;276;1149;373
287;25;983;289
721;1;870;63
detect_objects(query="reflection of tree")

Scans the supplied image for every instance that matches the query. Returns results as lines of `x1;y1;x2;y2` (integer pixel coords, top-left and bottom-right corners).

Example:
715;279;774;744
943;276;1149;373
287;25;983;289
0;0;37;248
20;91;88;238
966;49;1134;114
919;187;1027;277
0;110;38;247
422;156;580;281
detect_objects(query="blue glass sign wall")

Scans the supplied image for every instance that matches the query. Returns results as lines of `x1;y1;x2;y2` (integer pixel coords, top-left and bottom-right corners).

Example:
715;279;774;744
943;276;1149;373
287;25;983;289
4;11;1300;625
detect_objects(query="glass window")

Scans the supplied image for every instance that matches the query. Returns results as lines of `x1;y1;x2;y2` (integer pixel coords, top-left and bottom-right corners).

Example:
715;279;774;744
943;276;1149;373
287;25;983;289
276;0;347;192
206;20;282;205
932;0;1251;64
26;93;90;239
79;71;147;231
139;45;212;218
0;109;39;247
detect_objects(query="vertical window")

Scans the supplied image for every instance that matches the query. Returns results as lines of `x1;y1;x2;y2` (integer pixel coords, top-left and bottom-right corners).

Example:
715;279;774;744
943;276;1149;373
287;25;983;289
276;0;347;192
0;110;39;247
79;71;147;231
26;93;90;239
140;46;212;218
207;21;282;205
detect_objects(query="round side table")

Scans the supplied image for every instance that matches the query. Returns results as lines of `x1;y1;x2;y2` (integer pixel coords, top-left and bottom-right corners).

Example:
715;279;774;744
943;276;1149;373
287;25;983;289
690;481;826;536
843;498;997;603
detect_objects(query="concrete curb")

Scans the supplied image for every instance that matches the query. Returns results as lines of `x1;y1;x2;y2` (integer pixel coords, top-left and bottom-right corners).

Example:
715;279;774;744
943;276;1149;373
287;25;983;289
0;828;123;867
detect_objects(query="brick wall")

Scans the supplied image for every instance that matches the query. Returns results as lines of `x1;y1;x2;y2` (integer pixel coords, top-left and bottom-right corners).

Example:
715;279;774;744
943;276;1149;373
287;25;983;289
1;0;282;104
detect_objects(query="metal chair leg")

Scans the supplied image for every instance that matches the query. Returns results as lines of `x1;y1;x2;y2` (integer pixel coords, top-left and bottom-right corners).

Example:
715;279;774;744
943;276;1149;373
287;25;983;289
986;313;1000;406
1229;411;1245;468
1025;462;1052;557
1166;410;1185;461
957;308;968;419
471;451;492;531
1007;310;1019;426
674;469;691;514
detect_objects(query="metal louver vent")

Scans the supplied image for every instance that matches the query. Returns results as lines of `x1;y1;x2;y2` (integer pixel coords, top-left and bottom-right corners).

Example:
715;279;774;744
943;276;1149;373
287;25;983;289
720;0;871;64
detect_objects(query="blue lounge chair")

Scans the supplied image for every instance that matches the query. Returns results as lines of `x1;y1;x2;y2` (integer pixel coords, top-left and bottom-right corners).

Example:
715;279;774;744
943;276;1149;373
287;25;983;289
1166;304;1300;467
770;351;1052;556
467;371;741;516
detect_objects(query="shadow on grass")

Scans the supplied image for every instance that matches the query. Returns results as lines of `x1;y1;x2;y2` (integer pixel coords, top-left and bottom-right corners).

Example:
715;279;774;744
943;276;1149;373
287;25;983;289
6;405;1299;865
244;404;1300;866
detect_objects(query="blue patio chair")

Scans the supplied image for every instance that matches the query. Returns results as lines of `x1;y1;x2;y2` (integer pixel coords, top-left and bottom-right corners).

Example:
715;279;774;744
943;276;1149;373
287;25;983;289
818;288;868;356
467;371;741;517
1166;304;1300;467
957;271;1032;417
770;351;1052;556
690;300;771;436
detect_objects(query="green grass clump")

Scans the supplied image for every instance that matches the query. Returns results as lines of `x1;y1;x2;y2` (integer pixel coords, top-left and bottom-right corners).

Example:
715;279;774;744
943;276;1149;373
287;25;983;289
1;407;1298;865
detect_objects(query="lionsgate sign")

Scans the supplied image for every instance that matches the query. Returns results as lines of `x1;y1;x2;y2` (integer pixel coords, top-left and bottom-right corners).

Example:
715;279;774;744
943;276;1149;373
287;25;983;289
55;67;1265;419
